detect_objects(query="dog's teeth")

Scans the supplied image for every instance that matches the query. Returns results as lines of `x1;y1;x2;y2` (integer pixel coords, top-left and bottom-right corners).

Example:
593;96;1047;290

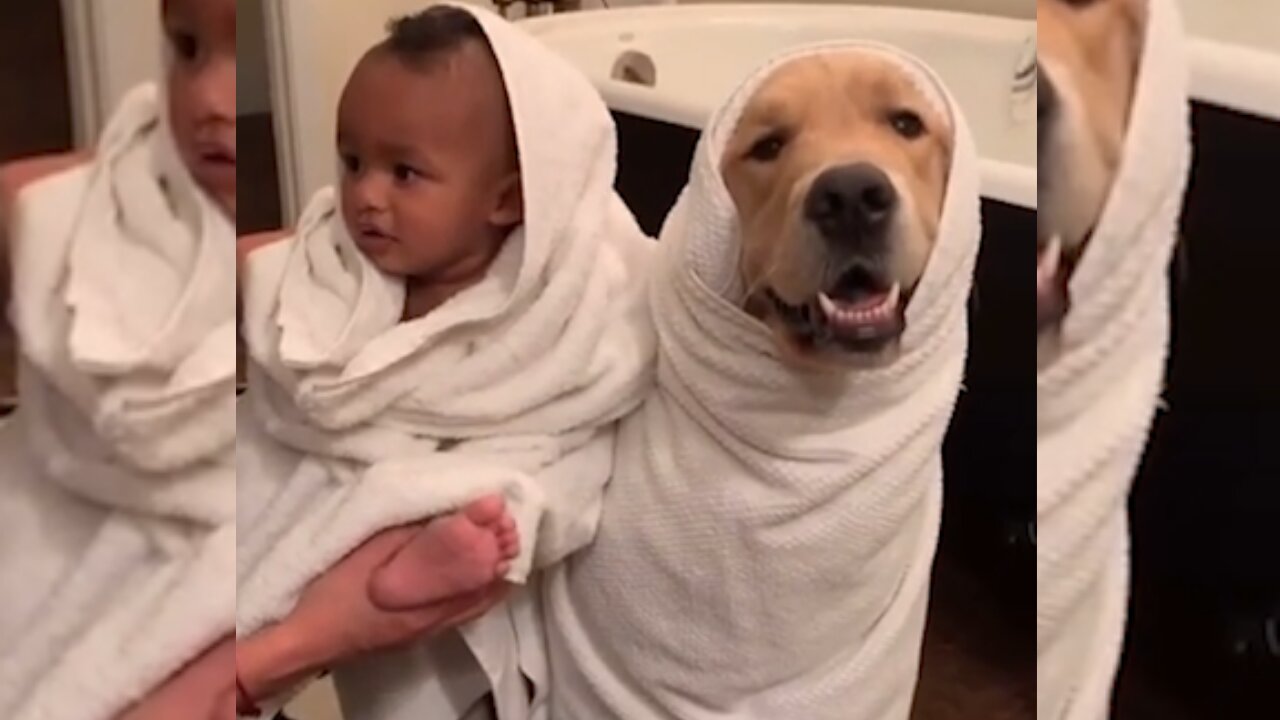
884;283;901;310
1038;236;1062;288
818;292;838;319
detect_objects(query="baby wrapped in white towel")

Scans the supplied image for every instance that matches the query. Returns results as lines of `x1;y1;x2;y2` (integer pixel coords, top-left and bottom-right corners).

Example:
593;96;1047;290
236;5;654;719
0;0;238;717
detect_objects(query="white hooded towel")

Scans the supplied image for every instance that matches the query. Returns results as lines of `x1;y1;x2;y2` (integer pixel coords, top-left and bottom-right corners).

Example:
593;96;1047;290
0;83;236;720
1036;1;1192;718
235;5;656;719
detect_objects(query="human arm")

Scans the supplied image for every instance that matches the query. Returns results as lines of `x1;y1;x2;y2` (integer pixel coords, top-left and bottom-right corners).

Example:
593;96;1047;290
235;525;510;715
0;152;92;321
112;636;236;720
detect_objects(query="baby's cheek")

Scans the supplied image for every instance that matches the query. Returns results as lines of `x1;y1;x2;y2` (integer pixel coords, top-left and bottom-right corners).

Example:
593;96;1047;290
166;78;196;159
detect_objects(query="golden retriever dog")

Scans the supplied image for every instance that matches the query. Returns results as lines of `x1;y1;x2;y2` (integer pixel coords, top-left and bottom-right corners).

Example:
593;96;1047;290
1037;0;1148;332
721;52;953;366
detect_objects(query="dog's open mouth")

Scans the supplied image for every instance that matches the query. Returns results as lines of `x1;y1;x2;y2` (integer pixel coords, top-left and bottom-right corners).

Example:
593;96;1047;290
766;265;906;352
1037;235;1075;331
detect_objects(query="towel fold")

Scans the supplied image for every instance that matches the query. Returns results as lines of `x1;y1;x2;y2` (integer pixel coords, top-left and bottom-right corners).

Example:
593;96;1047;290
235;5;655;718
1036;2;1192;719
0;83;236;720
543;42;981;720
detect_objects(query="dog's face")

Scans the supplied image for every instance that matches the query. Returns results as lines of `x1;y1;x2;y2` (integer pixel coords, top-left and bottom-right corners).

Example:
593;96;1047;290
722;53;952;368
1037;0;1146;332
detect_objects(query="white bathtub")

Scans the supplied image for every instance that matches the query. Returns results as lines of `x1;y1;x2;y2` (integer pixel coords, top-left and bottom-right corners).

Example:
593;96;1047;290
521;4;1036;209
1178;0;1280;119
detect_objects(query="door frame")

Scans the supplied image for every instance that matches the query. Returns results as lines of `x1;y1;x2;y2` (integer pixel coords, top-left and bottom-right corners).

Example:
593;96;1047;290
59;0;162;147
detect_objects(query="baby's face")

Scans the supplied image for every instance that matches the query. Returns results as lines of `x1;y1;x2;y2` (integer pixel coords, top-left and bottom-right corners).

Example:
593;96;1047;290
163;0;236;220
336;44;520;284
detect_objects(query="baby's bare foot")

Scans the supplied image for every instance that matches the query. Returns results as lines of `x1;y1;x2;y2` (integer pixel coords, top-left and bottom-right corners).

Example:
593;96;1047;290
368;495;519;610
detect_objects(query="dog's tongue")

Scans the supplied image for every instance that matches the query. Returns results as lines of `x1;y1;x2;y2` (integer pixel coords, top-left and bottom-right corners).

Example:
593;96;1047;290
1037;235;1062;296
840;289;893;312
1037;235;1070;329
817;282;902;341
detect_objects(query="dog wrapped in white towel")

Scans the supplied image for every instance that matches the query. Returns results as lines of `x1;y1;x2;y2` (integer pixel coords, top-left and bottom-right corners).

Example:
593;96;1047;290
543;42;981;720
236;4;654;718
0;83;236;720
1036;1;1192;718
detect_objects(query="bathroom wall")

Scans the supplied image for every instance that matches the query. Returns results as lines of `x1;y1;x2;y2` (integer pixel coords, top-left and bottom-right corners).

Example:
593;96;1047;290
677;0;1032;19
60;0;162;145
1179;0;1277;52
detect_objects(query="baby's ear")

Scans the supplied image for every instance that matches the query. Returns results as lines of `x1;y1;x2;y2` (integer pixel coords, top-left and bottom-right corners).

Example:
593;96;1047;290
488;171;523;227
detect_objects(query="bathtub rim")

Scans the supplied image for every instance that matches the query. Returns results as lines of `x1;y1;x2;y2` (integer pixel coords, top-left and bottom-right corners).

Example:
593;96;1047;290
1188;39;1280;121
521;3;1037;209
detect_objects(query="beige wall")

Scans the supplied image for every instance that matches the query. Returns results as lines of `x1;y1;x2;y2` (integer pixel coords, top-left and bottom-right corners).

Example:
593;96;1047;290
678;0;1032;20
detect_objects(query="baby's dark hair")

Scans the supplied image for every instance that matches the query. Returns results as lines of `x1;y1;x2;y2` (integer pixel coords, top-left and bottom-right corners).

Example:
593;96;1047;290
381;6;492;69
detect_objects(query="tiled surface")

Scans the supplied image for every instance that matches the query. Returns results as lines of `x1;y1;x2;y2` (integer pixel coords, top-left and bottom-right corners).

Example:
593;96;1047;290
287;679;344;720
913;550;1034;719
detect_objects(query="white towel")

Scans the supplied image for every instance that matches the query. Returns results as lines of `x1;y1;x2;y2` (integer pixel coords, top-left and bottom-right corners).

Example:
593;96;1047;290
235;4;655;719
1036;2;1192;718
543;42;981;720
0;84;236;720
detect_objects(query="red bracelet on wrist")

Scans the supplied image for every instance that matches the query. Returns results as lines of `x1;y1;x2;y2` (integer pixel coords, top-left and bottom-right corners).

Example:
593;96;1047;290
235;675;261;717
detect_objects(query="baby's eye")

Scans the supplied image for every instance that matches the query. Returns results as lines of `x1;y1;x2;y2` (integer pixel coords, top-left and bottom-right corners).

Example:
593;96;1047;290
393;164;422;184
339;153;360;174
169;31;199;62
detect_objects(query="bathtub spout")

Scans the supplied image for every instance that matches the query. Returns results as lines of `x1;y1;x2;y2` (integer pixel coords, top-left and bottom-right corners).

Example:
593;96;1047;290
492;0;581;19
1011;34;1037;125
526;0;583;16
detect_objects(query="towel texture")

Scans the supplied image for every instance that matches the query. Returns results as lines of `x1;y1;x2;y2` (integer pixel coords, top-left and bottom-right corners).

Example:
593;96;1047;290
235;5;654;719
542;42;981;720
0;83;236;720
1036;2;1192;718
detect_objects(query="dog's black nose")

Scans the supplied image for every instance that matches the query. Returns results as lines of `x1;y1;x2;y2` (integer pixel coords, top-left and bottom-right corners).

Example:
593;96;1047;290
1039;65;1057;121
805;163;897;244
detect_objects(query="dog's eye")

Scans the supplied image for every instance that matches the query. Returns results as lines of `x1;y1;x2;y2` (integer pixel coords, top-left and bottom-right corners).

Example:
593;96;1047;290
888;110;926;139
745;132;788;162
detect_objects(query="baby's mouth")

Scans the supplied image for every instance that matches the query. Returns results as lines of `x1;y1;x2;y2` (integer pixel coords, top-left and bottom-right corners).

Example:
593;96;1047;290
202;150;235;165
355;224;397;251
193;145;236;190
196;143;236;168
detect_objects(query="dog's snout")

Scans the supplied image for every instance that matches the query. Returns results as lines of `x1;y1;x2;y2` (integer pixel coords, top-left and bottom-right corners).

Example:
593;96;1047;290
805;163;897;244
1039;66;1058;121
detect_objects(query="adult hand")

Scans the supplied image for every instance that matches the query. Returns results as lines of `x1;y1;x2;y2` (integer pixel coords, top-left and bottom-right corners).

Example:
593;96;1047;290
0;152;92;221
237;525;509;704
114;635;236;720
0;152;92;299
295;525;511;659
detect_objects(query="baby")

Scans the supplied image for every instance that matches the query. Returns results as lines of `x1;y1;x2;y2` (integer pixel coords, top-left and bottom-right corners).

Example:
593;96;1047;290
0;0;236;717
331;9;526;603
236;5;654;717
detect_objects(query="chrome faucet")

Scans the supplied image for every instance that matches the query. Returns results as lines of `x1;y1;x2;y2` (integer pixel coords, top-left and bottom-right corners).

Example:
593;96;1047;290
527;0;583;15
494;0;582;18
1011;34;1036;125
